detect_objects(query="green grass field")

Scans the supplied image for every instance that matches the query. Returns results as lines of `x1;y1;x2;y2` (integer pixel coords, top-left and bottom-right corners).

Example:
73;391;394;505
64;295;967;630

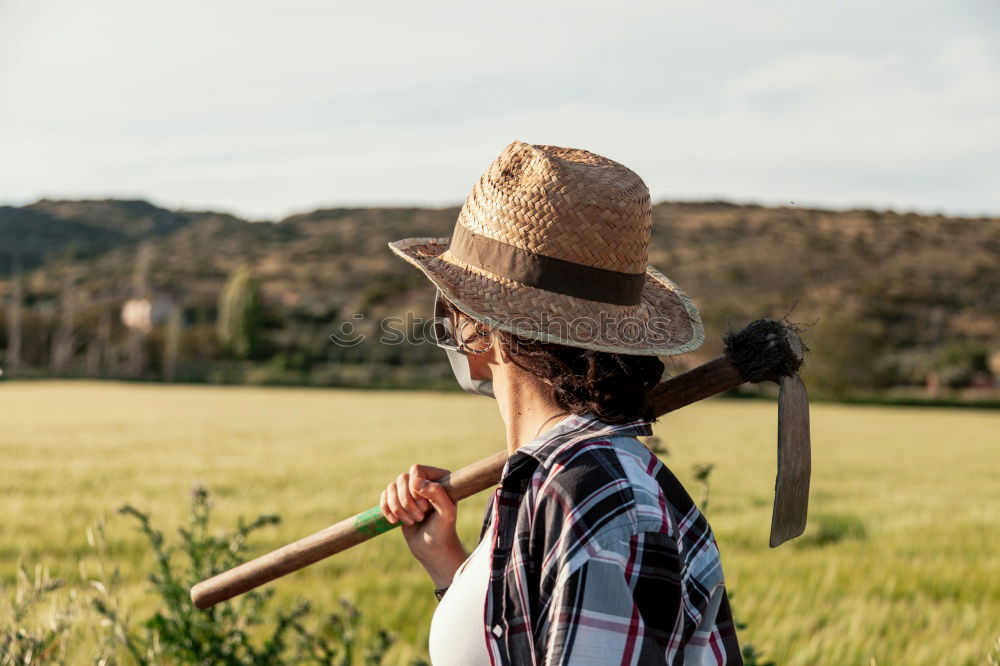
2;381;998;664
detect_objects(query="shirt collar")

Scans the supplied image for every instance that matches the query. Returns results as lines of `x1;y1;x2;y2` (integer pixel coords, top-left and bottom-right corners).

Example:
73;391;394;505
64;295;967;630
502;411;653;480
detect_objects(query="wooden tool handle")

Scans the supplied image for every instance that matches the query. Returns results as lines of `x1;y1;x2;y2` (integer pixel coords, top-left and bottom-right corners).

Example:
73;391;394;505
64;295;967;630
192;351;756;609
190;451;508;609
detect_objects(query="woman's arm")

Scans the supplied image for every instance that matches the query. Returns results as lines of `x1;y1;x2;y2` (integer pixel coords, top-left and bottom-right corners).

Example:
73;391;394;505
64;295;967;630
379;463;468;589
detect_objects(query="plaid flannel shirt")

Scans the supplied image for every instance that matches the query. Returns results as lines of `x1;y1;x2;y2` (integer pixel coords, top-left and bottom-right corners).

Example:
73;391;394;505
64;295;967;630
473;412;742;665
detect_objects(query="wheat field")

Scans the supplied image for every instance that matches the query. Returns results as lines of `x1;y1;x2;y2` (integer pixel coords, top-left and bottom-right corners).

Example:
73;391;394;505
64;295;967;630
1;381;997;664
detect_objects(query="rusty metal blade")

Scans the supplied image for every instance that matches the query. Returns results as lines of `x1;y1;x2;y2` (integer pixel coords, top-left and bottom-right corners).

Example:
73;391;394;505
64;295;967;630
770;373;811;547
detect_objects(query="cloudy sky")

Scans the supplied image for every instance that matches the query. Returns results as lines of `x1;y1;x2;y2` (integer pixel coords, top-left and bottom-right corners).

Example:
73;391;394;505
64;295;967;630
1;0;997;220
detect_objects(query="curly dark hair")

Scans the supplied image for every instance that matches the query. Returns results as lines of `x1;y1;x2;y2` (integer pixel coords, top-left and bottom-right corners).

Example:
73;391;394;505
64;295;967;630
439;298;665;424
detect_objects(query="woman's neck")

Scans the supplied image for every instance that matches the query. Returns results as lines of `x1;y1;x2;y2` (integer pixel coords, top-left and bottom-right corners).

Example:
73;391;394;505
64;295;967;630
491;362;571;456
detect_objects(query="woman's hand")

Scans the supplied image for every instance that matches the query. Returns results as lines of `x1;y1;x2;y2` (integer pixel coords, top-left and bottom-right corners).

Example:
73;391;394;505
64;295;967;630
380;464;468;588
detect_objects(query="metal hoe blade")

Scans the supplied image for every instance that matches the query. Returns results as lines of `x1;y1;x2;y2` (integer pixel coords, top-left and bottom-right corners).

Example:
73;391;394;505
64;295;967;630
770;373;811;547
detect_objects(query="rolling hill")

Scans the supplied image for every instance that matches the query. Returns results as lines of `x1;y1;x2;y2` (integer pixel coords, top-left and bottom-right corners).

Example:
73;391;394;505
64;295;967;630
1;198;997;397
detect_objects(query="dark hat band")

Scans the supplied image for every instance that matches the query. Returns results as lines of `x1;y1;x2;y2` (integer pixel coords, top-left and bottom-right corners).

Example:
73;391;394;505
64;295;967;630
447;223;646;306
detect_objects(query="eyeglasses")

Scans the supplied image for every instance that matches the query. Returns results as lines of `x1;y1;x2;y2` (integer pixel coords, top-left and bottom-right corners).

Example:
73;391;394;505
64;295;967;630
432;293;495;354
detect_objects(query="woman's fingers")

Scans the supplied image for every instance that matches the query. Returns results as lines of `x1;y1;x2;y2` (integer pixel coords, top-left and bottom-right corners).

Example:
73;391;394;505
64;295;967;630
395;473;425;524
380;464;456;526
380;488;399;525
408;465;438;512
408;464;450;513
409;463;450;482
412;477;456;523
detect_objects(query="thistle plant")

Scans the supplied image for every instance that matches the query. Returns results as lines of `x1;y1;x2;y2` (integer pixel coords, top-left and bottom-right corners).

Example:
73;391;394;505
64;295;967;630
91;483;397;665
0;564;73;665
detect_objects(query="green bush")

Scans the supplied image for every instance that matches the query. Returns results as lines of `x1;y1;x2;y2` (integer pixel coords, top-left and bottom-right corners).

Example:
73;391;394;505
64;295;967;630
934;340;989;388
800;313;889;399
0;564;76;665
93;484;398;665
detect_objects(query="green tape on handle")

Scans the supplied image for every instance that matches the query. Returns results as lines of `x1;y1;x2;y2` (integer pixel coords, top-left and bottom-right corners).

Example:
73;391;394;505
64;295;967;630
354;506;399;539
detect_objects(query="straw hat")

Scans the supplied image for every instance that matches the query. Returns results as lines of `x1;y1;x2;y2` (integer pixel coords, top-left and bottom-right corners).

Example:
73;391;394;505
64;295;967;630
388;140;705;356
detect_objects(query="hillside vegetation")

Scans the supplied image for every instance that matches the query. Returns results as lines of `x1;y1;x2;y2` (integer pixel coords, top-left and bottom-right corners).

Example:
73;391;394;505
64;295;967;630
1;199;997;399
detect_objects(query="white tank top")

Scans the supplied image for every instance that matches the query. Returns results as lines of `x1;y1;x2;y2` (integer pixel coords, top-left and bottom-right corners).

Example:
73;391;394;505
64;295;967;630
427;519;495;665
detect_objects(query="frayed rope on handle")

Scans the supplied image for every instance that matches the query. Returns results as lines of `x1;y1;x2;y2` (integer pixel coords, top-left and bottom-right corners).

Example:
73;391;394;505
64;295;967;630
722;317;811;385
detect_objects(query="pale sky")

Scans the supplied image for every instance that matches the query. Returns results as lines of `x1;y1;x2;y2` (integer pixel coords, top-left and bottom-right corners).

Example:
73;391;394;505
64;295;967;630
1;0;997;220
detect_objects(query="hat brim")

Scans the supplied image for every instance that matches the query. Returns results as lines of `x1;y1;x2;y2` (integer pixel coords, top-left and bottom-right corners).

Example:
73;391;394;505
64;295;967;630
388;237;705;356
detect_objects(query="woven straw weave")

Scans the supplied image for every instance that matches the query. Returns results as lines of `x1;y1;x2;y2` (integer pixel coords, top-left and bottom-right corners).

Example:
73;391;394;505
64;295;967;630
389;140;704;356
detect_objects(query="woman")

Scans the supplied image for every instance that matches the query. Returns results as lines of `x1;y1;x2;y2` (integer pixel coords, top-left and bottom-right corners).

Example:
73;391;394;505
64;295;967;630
379;140;743;665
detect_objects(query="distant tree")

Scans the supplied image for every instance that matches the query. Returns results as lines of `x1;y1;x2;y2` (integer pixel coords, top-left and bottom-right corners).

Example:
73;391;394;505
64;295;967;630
934;340;989;388
86;295;113;377
50;275;77;373
162;305;182;381
5;259;23;376
217;266;261;360
800;312;888;399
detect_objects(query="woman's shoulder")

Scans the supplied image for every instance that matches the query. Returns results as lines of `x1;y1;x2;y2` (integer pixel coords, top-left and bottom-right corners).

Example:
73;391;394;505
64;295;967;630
535;432;676;539
542;435;727;582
